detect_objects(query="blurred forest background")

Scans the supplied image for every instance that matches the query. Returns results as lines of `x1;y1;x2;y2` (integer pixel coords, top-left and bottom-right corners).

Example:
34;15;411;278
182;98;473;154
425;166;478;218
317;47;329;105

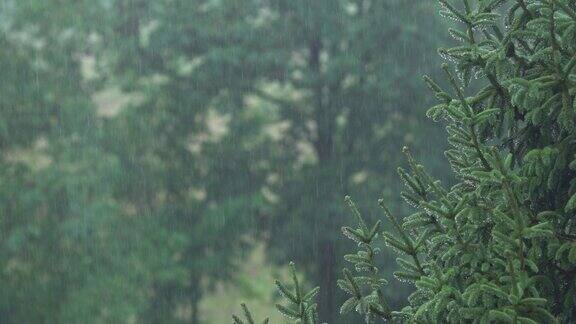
0;0;453;323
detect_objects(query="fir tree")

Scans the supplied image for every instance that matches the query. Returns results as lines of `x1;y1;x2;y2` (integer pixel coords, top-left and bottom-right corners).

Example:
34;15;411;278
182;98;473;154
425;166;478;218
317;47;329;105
240;0;576;322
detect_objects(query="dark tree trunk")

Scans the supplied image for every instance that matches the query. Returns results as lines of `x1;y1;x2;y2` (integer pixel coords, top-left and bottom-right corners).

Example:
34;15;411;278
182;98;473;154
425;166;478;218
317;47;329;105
308;29;340;323
191;301;199;324
148;283;175;324
317;240;337;323
189;277;201;324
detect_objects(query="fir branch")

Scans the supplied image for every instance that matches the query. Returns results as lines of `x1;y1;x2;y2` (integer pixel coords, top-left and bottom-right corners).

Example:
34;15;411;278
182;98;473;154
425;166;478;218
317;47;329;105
273;262;319;324
232;303;270;324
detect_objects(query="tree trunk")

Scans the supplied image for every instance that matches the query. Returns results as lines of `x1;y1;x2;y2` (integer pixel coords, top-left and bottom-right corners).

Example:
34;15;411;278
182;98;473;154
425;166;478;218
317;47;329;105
317;240;337;323
190;277;201;324
308;29;340;323
191;301;199;324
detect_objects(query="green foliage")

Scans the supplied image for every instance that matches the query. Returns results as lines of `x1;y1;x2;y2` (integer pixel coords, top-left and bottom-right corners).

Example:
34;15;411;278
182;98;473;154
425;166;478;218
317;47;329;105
399;0;575;321
90;1;284;321
232;303;270;324
273;262;320;324
0;2;162;322
234;262;320;324
1;0;277;322
338;196;391;323
354;0;576;322
252;0;576;322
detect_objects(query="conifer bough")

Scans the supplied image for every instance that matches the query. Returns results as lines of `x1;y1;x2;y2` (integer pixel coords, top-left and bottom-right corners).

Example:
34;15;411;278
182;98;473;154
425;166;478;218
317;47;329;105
235;0;576;322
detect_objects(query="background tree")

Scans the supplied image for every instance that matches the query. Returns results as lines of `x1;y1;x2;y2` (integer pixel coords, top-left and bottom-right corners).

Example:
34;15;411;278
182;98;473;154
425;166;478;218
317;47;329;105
92;0;286;322
0;1;160;322
258;1;448;321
